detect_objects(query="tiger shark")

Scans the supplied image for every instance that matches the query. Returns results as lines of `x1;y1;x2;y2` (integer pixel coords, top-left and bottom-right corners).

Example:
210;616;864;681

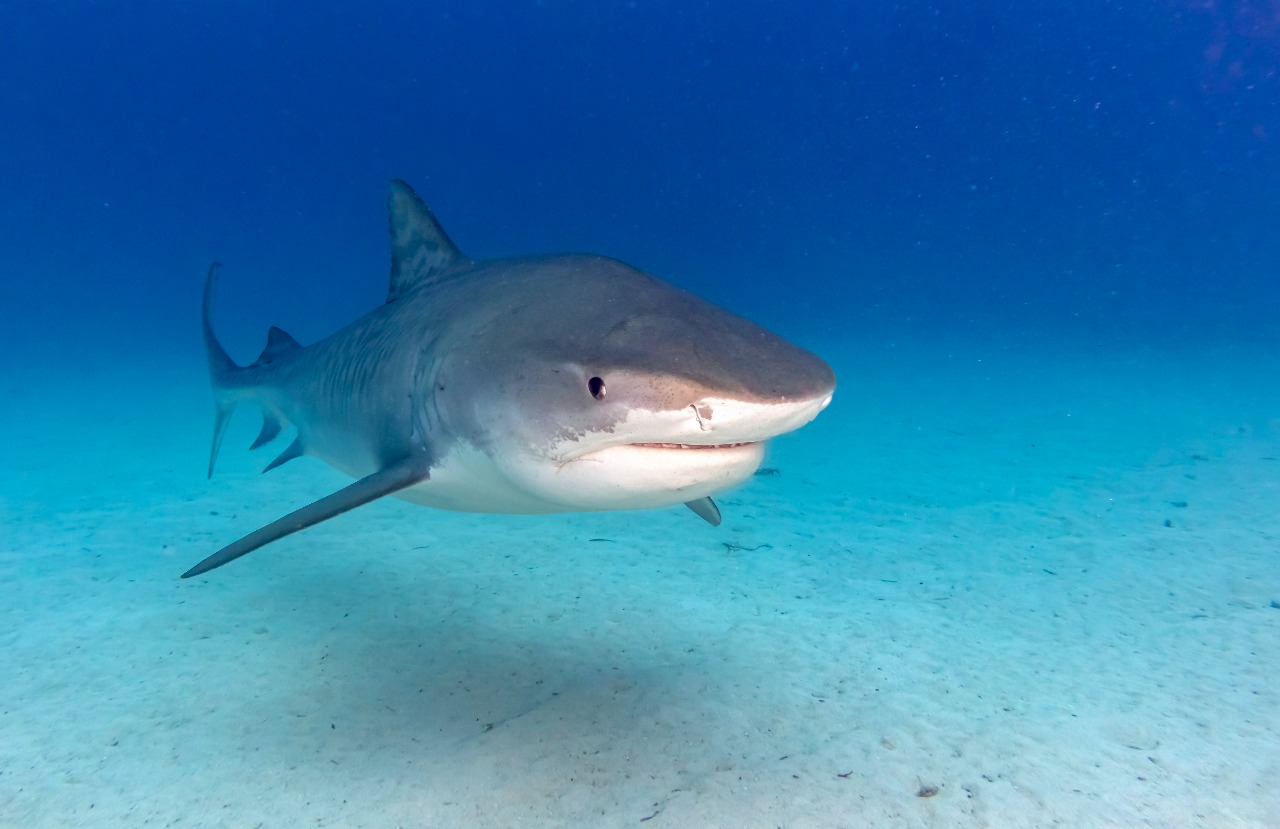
182;180;835;578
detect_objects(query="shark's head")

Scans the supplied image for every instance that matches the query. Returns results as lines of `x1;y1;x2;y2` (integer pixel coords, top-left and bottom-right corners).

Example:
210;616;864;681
424;254;835;513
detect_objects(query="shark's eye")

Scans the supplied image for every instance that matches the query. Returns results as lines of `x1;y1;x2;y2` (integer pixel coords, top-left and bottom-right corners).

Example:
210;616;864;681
587;376;606;400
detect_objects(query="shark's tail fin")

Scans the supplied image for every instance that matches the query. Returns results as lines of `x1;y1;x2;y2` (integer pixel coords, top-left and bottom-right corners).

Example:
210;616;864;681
203;263;241;479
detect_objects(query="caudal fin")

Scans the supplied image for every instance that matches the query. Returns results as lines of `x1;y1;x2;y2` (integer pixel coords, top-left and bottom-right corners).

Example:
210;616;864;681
203;263;240;478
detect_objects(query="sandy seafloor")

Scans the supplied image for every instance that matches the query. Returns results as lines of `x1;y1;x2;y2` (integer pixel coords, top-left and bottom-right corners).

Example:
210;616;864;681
1;331;1278;828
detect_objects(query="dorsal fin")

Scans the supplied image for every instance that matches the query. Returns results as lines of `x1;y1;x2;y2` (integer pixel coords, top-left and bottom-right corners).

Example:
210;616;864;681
387;179;466;302
253;326;301;366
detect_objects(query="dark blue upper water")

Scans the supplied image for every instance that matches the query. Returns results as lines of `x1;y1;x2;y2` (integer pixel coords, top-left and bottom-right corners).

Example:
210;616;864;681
2;1;1277;361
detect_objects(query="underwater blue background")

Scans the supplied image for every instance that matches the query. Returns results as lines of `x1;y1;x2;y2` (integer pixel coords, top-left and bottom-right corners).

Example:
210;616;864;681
4;4;1280;826
2;0;1277;362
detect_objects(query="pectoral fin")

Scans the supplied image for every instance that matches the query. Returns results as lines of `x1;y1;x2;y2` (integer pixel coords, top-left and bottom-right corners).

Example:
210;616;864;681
182;459;430;578
684;496;721;526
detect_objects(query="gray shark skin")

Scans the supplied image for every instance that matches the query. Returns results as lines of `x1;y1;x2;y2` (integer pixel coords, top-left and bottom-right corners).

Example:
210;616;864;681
183;181;835;578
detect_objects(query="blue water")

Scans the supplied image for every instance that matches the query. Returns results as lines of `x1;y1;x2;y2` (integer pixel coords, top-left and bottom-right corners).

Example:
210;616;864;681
3;2;1279;827
3;1;1277;358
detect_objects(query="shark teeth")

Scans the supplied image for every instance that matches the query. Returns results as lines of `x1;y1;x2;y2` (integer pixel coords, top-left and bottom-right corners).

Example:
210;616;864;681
630;442;755;450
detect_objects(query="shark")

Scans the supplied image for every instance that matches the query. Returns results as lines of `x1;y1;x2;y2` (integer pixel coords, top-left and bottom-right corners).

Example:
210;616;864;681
182;180;835;578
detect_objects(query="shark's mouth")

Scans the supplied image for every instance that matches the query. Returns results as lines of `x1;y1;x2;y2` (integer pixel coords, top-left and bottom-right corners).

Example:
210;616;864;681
547;439;768;505
629;441;757;450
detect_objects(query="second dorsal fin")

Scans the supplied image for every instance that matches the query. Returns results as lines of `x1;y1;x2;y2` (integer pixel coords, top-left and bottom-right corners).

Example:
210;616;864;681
254;326;301;367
